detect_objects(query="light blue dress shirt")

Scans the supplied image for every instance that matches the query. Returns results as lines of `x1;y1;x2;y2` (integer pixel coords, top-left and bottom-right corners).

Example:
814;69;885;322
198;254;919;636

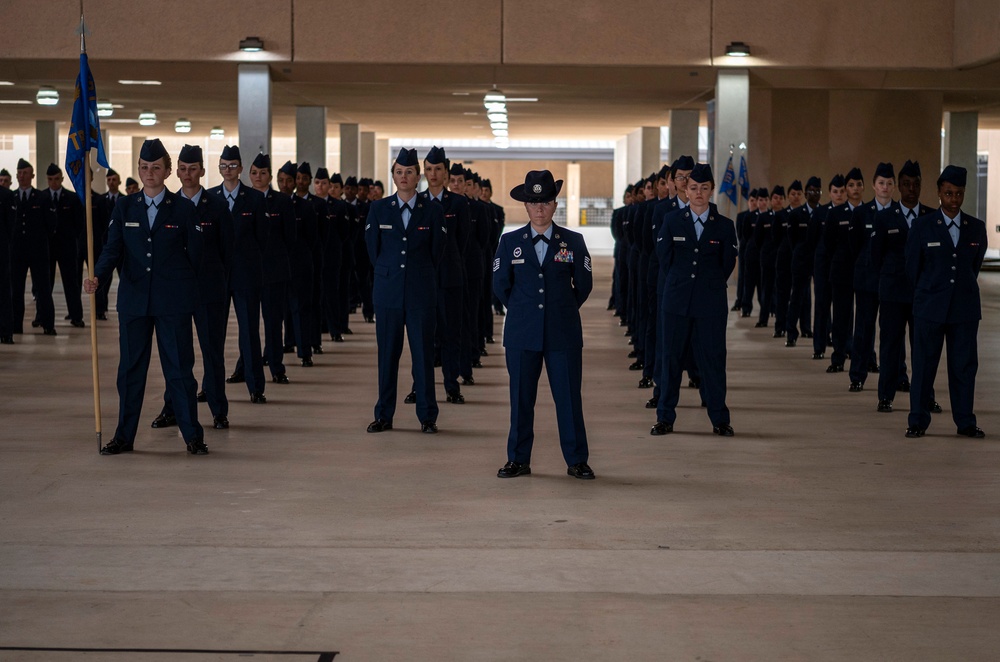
144;189;166;229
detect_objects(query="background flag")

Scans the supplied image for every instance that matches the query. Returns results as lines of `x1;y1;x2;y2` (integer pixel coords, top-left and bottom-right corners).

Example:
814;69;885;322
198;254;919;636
718;155;737;205
66;53;109;201
738;154;750;201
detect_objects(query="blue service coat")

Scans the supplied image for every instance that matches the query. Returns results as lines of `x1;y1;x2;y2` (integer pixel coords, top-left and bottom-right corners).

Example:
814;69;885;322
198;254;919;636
493;223;593;352
365;194;446;310
207;182;266;293
905;209;987;324
658;204;738;318
94;190;202;317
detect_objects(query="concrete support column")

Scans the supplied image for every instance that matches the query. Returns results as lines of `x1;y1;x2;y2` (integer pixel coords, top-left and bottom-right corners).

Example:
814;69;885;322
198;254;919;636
295;106;327;178
613;136;629;203
238;64;272;164
713;69;749;203
360;131;376;180
565;162;581;227
943;111;979;217
35;120;58;175
669;110;700;163
375;138;390;189
340;123;360;177
626;126;660;184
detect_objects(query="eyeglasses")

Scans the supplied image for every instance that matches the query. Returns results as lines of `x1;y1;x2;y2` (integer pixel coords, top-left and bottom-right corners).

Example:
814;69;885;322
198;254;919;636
674;174;689;183
219;163;240;171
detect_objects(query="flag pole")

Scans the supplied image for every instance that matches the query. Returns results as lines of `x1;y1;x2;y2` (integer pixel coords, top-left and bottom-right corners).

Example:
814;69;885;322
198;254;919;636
79;7;102;452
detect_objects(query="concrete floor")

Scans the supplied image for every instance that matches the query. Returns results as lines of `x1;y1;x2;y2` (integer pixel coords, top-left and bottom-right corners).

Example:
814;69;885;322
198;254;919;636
1;256;998;661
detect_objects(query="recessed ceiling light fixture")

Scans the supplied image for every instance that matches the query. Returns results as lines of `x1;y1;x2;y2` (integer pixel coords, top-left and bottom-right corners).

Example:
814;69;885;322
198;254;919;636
174;118;192;133
210;127;225;140
97;100;114;117
239;36;265;52
36;86;59;106
138;110;157;126
725;41;750;57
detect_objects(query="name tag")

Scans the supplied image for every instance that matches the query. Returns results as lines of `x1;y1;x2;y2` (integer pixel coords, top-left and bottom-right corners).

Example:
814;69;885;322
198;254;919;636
839;221;849;226
888;229;899;234
927;242;940;247
125;222;140;227
673;236;685;241
379;224;392;229
511;258;525;264
865;224;872;228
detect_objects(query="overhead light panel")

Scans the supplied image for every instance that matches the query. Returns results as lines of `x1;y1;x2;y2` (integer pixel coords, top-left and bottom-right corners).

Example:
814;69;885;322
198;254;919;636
0;81;14;86
725;41;750;57
36;86;59;106
138;110;157;126
118;79;162;86
97;100;114;117
210;127;225;140
239;36;265;52
0;99;32;105
174;118;192;133
490;121;508;130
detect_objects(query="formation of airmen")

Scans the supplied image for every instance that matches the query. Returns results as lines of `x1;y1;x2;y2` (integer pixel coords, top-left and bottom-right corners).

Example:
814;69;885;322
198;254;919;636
611;158;987;440
1;141;505;454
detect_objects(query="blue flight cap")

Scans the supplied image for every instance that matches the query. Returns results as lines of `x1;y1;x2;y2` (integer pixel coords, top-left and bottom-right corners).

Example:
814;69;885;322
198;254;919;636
139;139;168;162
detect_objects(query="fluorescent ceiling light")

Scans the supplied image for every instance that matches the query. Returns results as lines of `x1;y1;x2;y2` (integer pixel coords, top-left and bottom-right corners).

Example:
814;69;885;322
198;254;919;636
175;118;192;133
97;100;114;117
506;98;538;102
487;112;507;123
210;127;225;140
0;99;32;105
119;80;162;86
138;110;157;126
239;36;265;52
36;86;59;106
0;81;14;86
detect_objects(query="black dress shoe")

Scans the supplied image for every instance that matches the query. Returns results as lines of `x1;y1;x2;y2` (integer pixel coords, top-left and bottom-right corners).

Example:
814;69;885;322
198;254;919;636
638;376;654;389
905;426;926;438
497;461;531;478
645;397;657;409
226;371;245;384
367;419;392;433
479;347;489;357
42;328;57;336
343;328;353;335
688;379;701;389
772;330;785;338
898;380;910;393
486;336;495;344
731;303;741;312
64;314;72;320
567;463;596;480
801;331;813;338
741;312;751;318
301;358;313;367
472;359;484;369
31;319;40;328
754;322;767;328
332;334;344;343
100;438;133;455
826;364;844;373
930;401;943;414
462;376;475;386
785;338;796;347
97;312;108;321
0;336;13;345
213;415;229;429
185;439;209;455
313;345;324;355
434;357;442;367
868;362;880;374
421;421;438;434
650;421;673;435
283;344;296;354
272;373;290;384
70;319;85;328
197;390;207;402
404;391;417;404
628;361;643;371
713;424;735;437
619;319;627;327
849;381;863;392
812;352;825;360
250;392;267;404
364;316;375;323
151;413;177;428
627;350;638;358
957;426;986;438
446;390;465;404
877;399;893;413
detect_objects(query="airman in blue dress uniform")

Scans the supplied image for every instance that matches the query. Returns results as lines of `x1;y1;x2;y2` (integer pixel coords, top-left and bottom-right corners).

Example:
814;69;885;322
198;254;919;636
365;148;446;434
494;170;595;480
85;139;207;455
652;163;738;437
904;165;987;439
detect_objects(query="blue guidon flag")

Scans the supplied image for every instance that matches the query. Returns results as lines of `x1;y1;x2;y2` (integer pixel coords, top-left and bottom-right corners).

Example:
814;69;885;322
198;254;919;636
65;52;109;201
718;155;737;205
738;154;750;201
